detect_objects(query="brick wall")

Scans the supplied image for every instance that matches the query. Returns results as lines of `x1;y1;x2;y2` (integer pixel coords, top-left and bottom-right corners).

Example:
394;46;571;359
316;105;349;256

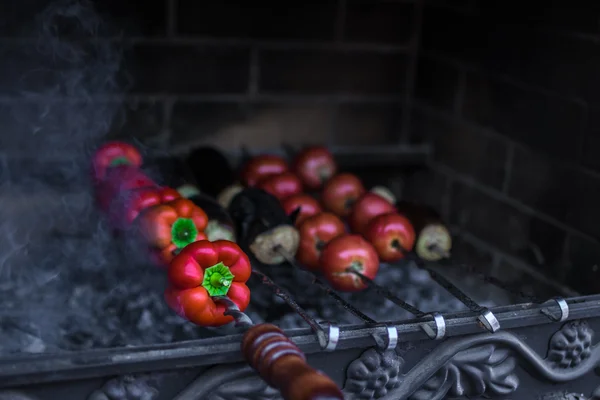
0;0;419;152
409;0;600;294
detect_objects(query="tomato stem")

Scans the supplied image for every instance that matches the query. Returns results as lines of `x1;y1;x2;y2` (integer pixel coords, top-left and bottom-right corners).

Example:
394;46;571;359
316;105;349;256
348;261;363;273
344;197;356;210
315;239;325;252
202;262;235;297
390;239;407;254
171;218;198;249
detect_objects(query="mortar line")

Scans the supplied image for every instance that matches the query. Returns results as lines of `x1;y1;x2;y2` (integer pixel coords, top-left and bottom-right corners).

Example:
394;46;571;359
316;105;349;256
0;37;410;53
501;142;515;194
431;162;600;246
334;0;347;42
399;0;425;143
166;0;177;37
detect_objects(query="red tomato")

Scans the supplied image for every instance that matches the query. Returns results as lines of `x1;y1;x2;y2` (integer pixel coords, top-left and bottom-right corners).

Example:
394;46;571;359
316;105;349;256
256;172;303;201
281;193;323;226
364;212;416;262
240;155;288;187
292;146;337;190
319;234;379;292
348;192;397;234
321;173;366;217
296;212;346;270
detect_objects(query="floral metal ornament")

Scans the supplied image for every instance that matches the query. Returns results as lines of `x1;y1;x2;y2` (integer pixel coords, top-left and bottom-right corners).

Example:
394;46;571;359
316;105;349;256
343;349;403;399
547;320;594;369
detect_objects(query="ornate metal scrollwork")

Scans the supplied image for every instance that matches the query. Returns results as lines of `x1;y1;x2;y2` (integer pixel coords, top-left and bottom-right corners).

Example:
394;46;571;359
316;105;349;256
342;320;600;400
173;365;281;400
87;375;158;400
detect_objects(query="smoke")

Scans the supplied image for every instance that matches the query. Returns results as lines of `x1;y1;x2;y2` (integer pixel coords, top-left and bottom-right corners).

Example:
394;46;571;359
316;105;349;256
0;0;175;354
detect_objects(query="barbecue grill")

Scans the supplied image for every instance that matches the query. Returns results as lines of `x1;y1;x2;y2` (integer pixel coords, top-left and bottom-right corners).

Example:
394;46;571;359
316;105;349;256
1;0;600;399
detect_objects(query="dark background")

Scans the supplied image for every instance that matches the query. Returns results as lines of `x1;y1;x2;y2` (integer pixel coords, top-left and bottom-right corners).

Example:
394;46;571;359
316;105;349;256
2;0;599;295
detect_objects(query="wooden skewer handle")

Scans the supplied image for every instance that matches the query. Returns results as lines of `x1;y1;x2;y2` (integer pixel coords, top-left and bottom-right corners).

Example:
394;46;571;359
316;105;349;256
241;323;344;400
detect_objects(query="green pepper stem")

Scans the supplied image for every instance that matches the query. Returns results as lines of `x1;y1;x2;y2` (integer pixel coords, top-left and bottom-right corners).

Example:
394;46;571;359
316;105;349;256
202;262;235;297
171;217;198;249
109;156;131;167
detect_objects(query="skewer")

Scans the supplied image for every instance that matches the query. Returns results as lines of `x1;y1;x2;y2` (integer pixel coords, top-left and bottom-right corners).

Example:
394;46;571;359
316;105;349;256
213;296;344;400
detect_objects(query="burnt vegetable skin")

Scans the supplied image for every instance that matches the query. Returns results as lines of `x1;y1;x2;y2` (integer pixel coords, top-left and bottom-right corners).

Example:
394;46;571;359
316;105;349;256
147;156;201;198
185;146;236;198
188;193;237;242
395;200;452;261
228;188;300;265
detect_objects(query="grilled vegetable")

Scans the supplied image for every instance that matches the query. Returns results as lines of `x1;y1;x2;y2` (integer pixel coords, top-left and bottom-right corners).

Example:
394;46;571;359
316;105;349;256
165;240;252;327
292;145;337;190
322;173;366;217
91;141;143;184
319;234;379;292
217;183;245;209
188;193;236;242
256;171;303;201
149;156;201;199
369;185;397;205
296;212;345;270
281;194;322;227
138;198;209;266
348;192;397;234
109;186;181;229
396;201;452;261
228;188;300;265
240;154;288;187
186;146;236;198
96;165;157;213
364;212;415;262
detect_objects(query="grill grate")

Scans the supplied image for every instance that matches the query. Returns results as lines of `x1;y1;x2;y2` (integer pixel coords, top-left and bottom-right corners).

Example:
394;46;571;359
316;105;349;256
221;244;574;353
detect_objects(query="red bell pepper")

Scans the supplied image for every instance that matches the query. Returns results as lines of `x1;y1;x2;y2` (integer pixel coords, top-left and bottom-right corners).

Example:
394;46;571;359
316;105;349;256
108;186;181;229
138;198;209;265
91;141;144;184
165;240;252;327
96;165;157;213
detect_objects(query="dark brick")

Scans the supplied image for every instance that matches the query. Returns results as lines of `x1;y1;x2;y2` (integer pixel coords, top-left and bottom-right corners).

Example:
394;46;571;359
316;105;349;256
170;102;336;149
170;102;251;147
402;168;450;218
449;182;568;276
411;110;507;189
476;0;600;34
123;45;250;94
344;0;414;44
582;107;600;171
507;148;571;223
333;104;402;145
177;0;337;40
565;171;600;240
1;0;166;37
259;50;407;94
414;56;460;111
421;6;600;103
108;101;163;143
509;153;600;240
565;234;600;295
462;73;585;160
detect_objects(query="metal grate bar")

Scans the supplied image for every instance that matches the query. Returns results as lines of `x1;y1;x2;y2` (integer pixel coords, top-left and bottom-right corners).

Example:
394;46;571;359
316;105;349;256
418;263;485;312
250;268;326;335
349;270;426;318
275;248;376;324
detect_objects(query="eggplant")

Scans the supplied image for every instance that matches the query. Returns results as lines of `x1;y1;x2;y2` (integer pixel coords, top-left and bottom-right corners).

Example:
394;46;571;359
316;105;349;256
185;146;236;198
396;200;452;262
188;193;236;242
228;188;300;265
145;156;201;198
